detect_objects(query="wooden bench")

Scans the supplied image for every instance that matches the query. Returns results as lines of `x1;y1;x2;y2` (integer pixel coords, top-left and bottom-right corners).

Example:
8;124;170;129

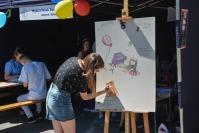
0;99;45;111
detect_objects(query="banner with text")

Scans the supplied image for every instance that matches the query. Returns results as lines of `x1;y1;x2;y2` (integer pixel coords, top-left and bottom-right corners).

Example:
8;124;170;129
19;4;73;21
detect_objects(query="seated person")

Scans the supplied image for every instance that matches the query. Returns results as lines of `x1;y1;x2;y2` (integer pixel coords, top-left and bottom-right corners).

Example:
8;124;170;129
156;52;177;87
156;52;178;121
4;47;24;82
17;55;52;123
77;38;95;111
77;38;92;59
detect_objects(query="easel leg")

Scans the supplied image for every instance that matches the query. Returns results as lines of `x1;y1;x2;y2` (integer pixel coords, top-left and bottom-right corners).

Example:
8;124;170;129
125;112;130;133
154;112;157;133
143;113;150;133
104;111;110;133
130;112;137;133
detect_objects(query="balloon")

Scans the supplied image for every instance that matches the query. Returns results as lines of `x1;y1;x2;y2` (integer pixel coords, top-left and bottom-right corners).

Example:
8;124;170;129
0;12;7;28
102;35;112;47
51;0;60;3
55;0;73;19
74;0;90;16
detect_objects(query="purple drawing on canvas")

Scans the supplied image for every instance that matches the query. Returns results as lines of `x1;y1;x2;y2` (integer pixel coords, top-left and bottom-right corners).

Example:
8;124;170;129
109;52;127;73
112;52;127;65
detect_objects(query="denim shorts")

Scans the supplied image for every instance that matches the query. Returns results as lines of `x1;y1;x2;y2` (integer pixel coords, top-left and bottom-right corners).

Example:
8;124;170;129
46;83;75;121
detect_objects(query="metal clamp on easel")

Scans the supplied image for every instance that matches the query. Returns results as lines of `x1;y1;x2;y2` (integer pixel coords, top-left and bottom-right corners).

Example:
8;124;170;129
116;0;132;20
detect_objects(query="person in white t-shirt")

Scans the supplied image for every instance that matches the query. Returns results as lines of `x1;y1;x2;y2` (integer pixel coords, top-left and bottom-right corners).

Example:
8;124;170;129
17;55;52;123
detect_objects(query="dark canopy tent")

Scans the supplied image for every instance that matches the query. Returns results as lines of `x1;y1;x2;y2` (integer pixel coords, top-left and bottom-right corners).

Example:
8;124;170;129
0;0;180;132
12;0;51;8
0;0;175;11
0;0;11;9
0;0;51;9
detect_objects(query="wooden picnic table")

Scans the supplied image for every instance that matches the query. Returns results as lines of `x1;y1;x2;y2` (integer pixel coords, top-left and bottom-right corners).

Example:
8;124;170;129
0;81;45;111
0;81;23;99
0;82;22;89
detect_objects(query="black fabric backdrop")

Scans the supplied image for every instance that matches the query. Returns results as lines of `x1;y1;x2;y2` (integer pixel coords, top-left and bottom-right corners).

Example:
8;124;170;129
181;0;199;132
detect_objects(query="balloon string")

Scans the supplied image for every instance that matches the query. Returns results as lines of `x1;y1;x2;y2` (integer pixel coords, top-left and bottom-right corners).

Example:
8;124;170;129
6;9;12;18
6;9;10;14
105;47;111;60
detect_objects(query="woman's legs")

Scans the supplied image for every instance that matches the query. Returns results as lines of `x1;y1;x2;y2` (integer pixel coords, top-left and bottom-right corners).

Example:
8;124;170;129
52;120;64;133
52;119;76;133
60;119;76;133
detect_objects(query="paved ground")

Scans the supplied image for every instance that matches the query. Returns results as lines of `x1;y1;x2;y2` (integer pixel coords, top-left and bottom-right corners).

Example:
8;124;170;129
0;109;125;133
0;111;178;133
0;98;179;133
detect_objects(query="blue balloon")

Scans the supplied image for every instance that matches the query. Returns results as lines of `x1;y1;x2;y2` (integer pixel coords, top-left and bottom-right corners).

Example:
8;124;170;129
0;12;6;28
51;0;60;3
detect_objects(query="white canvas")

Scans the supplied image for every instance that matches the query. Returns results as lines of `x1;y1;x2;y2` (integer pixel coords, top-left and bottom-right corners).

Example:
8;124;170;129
95;17;156;112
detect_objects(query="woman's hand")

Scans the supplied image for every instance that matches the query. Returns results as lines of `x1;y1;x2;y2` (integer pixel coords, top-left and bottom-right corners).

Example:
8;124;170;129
104;85;110;92
105;81;118;97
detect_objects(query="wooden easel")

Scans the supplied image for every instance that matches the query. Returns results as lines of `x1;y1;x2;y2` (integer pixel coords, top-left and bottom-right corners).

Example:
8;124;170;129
116;0;132;20
103;0;150;132
103;111;150;133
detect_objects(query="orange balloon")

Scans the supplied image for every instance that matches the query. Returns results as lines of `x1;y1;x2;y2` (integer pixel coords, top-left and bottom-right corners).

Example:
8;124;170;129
74;0;90;16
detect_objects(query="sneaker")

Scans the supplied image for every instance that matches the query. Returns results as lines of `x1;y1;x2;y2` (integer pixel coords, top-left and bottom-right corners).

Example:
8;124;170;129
28;116;38;124
110;112;121;121
137;124;143;128
36;113;43;120
110;116;121;121
99;116;104;124
83;108;91;112
111;112;117;117
90;109;99;113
